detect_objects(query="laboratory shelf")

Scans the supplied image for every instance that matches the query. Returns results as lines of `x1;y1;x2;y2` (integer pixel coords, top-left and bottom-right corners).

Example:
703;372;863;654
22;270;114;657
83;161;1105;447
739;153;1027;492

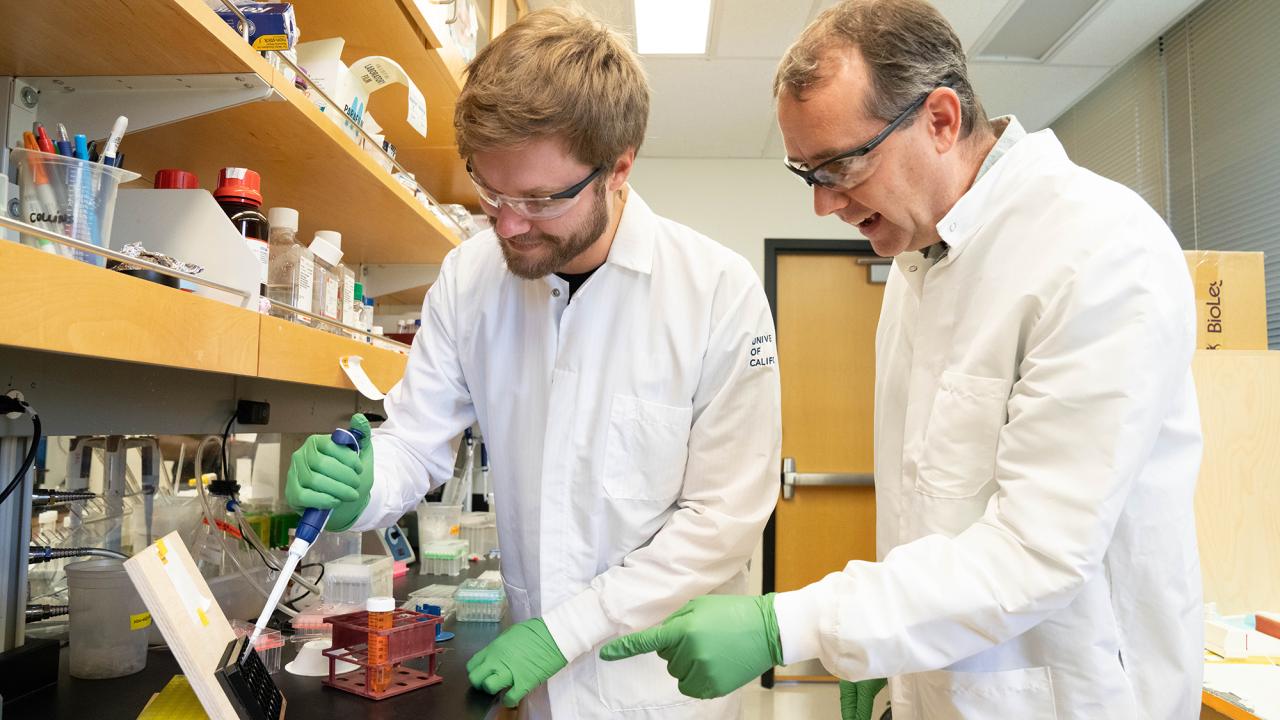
0;0;471;265
0;242;409;392
0;241;261;376
289;0;480;209
259;315;408;392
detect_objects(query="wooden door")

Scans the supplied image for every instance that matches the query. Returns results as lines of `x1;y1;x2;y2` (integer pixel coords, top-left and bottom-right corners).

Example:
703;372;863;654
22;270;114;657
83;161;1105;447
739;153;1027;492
767;242;885;682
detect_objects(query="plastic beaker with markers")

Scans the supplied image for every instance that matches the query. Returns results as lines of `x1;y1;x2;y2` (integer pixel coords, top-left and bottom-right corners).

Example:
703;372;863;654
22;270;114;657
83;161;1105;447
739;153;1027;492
11;149;139;266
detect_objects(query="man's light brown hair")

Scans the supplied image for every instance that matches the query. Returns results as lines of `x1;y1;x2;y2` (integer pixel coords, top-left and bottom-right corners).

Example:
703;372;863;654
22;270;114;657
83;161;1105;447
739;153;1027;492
455;7;650;169
775;0;989;138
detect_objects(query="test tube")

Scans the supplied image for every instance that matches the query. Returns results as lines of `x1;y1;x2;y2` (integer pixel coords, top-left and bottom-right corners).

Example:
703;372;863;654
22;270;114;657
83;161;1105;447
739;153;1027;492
367;596;395;693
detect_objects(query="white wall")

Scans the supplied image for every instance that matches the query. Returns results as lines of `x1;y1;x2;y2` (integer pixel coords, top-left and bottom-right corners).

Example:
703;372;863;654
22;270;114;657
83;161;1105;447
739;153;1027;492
628;158;861;278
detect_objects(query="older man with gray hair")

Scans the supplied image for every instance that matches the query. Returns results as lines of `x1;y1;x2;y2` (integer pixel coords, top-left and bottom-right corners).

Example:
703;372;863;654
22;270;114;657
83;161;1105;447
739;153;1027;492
602;1;1204;719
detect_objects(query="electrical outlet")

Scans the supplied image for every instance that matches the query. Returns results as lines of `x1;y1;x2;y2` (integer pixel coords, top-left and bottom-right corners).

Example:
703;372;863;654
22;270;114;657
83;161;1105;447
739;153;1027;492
235;399;270;426
4;389;25;419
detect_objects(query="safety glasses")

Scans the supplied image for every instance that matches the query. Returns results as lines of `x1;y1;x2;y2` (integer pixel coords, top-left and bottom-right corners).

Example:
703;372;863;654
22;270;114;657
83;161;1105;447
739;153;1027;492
467;161;605;220
784;85;943;191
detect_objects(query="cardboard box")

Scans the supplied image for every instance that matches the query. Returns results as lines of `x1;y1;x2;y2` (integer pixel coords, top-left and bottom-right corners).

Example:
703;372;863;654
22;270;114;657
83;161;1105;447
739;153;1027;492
1184;251;1268;350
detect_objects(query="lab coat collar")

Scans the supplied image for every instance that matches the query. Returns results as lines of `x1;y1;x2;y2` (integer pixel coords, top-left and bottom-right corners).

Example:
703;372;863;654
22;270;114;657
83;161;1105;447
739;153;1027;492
602;186;656;275
935;116;1064;260
540;186;654;287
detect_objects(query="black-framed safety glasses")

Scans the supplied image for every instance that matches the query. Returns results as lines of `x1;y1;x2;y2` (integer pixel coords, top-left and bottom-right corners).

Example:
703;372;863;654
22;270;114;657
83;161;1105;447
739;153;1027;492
785;85;944;190
467;161;606;220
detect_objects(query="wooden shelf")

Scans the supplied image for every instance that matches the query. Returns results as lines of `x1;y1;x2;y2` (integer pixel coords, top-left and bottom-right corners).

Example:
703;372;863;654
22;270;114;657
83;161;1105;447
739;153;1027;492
1;0;470;264
290;0;479;209
0;0;262;77
259;315;408;391
0;241;260;376
380;284;431;307
0;242;409;392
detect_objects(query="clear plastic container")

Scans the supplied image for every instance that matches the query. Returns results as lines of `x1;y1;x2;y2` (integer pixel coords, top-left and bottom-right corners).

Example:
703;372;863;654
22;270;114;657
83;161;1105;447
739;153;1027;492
291;602;360;639
401;597;455;621
66;558;149;678
417;503;462;545
418;539;469;576
309;230;344;332
460;512;498;556
266;207;315;323
455;577;507;623
339;265;358;334
406;583;458;620
322;554;393;604
12;148;140;266
231;620;285;674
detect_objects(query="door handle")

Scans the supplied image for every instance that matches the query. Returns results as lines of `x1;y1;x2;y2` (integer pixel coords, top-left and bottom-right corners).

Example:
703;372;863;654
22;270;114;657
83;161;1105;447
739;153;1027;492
781;457;874;500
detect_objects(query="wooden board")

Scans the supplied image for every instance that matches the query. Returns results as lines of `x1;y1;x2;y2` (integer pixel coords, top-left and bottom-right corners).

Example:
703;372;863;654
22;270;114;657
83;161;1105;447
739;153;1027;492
258;314;408;390
124;532;239;720
380;283;432;308
1192;350;1280;614
0;242;260;375
0;0;260;76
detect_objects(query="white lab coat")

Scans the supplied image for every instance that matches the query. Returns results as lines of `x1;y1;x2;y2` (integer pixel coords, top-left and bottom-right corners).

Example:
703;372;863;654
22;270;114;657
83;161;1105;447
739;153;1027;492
774;126;1204;719
352;191;781;719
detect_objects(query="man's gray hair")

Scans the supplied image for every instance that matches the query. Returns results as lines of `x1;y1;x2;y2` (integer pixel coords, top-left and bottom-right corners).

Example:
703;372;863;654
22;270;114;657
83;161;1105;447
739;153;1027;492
775;0;988;138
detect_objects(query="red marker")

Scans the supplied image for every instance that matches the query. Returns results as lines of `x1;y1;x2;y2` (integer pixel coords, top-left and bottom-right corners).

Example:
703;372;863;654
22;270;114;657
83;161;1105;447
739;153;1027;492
34;125;56;155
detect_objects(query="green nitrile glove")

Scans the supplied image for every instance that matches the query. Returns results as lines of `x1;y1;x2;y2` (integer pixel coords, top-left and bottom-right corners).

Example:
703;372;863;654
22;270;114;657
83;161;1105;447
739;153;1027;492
285;413;373;531
599;594;783;699
841;678;887;720
466;618;567;708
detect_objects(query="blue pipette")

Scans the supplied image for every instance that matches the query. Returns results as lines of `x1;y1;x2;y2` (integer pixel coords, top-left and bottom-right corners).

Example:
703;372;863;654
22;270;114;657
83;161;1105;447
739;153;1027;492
247;426;363;651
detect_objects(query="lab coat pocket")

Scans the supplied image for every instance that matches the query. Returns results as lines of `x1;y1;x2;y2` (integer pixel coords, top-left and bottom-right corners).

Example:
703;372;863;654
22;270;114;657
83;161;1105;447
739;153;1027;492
603;395;693;502
917;371;1011;499
594;648;697;712
916;666;1058;720
504;581;533;623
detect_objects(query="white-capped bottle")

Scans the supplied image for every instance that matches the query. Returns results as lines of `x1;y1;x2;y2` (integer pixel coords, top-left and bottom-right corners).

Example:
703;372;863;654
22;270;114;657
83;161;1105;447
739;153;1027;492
308;230;344;333
265;207;315;324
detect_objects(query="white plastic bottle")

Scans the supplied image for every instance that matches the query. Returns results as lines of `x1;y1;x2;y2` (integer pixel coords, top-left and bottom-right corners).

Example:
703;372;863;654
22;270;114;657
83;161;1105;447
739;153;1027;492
308;230;344;333
265;208;315;324
339;263;358;334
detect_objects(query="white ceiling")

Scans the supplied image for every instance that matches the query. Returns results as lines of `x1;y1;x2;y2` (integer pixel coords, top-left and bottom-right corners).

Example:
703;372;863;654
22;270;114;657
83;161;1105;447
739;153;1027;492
529;0;1204;159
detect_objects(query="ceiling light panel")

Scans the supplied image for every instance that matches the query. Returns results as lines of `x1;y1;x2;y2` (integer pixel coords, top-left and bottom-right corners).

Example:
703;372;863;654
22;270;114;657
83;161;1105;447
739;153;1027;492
635;0;713;55
978;0;1103;61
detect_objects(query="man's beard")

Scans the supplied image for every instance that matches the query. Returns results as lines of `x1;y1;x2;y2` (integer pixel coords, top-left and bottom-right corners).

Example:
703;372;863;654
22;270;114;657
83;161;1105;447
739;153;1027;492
499;183;610;280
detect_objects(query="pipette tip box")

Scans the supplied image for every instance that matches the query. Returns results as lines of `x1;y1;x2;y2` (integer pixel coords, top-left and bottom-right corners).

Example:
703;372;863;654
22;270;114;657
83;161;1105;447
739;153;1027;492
418;540;469;576
455;577;506;623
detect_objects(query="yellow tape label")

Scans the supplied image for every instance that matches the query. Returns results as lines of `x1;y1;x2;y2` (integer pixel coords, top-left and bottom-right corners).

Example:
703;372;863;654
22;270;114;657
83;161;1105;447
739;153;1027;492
156;538;168;565
197;608;209;627
131;612;152;631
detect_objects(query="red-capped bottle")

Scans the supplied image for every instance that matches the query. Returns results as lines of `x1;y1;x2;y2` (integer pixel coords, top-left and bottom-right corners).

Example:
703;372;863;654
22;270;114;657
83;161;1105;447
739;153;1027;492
214;167;271;313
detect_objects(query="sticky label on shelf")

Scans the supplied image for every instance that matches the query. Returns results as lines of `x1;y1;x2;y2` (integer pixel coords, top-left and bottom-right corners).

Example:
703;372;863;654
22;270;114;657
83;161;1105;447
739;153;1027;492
341;355;387;400
352;56;428;137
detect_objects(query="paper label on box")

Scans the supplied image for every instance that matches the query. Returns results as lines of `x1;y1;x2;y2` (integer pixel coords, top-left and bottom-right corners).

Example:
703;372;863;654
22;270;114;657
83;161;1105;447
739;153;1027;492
352;56;428;137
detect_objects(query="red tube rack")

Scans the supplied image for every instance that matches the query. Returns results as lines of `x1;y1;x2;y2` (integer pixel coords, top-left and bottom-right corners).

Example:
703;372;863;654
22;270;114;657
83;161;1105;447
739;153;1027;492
322;608;444;700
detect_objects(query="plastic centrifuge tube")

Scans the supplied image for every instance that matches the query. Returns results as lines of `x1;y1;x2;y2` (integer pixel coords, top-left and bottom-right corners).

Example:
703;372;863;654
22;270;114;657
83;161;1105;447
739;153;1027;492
367;596;395;693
